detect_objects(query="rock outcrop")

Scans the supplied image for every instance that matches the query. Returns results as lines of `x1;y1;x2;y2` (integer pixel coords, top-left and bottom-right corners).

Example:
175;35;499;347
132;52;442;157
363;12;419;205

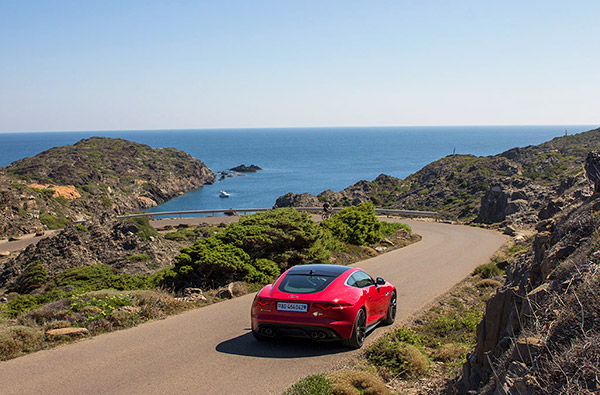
274;192;320;208
460;176;600;394
0;216;180;285
228;164;262;173
0;137;215;237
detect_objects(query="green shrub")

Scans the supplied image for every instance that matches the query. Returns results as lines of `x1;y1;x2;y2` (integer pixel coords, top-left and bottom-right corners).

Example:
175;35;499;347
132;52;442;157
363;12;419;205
74;224;88;232
68;293;133;322
283;374;332;395
321;203;381;246
166;209;330;289
40;188;55;199
99;195;112;208
122;217;157;240
0;289;68;318
8;261;47;293
416;309;482;347
365;341;429;379
378;221;411;237
39;213;70;229
321;203;410;246
385;326;423;347
0;326;44;361
126;253;150;262
473;263;502;278
146;261;160;270
164;228;197;241
53;264;156;292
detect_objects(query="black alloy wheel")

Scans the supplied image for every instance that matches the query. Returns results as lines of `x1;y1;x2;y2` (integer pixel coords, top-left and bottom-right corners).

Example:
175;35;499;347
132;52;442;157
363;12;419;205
343;308;366;349
383;291;397;325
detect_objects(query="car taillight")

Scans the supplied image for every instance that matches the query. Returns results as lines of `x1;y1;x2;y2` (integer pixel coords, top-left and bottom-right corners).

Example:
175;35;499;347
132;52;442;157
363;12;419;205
255;298;271;306
315;303;351;310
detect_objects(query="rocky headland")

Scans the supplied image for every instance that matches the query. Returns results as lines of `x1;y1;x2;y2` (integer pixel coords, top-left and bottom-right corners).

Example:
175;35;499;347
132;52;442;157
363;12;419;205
0;137;215;237
276;127;600;229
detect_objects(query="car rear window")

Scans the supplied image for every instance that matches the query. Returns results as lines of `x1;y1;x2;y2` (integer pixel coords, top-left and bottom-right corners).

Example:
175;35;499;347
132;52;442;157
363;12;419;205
278;274;337;294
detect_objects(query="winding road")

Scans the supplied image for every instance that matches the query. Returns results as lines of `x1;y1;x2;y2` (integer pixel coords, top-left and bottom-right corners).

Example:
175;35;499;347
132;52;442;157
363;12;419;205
0;219;504;395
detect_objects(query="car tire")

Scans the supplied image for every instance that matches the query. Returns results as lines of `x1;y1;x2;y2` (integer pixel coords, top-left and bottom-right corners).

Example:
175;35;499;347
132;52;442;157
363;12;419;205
382;291;397;325
342;308;366;349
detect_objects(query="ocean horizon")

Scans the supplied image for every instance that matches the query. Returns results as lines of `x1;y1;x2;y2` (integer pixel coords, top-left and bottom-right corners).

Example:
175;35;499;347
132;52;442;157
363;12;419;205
0;125;597;214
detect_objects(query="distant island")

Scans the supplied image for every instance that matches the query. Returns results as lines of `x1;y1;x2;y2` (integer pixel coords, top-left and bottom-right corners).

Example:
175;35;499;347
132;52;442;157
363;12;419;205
228;164;262;173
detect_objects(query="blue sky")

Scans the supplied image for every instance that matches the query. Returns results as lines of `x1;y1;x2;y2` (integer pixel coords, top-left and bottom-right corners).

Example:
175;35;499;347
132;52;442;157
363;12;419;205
1;0;598;132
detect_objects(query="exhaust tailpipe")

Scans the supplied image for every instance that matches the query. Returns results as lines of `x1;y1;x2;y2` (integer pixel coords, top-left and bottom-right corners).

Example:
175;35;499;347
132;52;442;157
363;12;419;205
262;327;274;336
310;331;319;339
317;332;327;339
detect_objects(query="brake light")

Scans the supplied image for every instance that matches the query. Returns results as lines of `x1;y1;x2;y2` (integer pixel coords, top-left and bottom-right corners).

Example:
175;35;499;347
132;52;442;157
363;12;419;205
315;303;351;310
255;298;271;306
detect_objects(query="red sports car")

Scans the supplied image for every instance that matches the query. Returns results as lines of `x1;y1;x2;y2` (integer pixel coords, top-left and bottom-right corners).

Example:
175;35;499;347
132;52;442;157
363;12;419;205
250;264;397;348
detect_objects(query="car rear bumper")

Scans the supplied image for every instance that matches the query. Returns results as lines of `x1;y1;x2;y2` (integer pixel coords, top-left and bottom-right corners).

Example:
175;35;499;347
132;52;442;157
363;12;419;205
254;322;344;340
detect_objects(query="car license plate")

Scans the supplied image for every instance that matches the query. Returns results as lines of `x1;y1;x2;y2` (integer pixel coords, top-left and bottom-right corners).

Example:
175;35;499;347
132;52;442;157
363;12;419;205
277;302;308;312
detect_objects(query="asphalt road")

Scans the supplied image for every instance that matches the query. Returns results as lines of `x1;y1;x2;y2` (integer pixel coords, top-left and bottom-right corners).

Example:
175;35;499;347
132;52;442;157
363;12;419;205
0;230;60;253
0;220;505;395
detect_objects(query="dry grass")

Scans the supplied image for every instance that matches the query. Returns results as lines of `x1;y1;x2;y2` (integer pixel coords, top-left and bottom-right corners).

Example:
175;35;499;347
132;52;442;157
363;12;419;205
365;341;430;380
476;278;503;288
431;343;471;363
329;369;390;395
0;325;44;361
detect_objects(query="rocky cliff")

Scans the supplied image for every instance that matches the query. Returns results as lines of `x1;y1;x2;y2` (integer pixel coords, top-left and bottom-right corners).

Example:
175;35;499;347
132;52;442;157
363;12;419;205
0;137;215;237
459;152;600;394
275;127;600;228
0;215;181;288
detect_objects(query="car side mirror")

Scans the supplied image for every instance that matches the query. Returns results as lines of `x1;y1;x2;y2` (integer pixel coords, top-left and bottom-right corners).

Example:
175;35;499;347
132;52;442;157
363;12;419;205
376;277;385;286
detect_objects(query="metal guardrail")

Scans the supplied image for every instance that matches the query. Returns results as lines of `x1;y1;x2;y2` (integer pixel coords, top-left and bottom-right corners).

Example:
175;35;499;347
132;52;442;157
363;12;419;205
116;207;438;219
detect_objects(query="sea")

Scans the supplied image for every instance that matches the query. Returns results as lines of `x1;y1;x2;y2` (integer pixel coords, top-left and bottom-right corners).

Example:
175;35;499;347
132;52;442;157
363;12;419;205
0;125;596;215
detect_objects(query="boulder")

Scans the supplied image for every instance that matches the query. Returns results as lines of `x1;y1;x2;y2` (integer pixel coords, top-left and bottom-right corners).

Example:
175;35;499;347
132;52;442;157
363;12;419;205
476;185;509;223
46;327;89;337
217;283;235;299
510;336;544;364
274;192;320;208
538;200;561;220
503;226;517;236
380;238;394;246
510;190;529;201
494;361;533;395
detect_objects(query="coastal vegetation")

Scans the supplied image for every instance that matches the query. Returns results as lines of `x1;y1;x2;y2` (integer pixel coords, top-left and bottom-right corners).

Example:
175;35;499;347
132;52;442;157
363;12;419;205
154;204;410;290
0;205;415;361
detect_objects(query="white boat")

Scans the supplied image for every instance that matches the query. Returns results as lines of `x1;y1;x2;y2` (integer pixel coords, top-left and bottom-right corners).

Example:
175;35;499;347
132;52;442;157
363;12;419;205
219;190;230;198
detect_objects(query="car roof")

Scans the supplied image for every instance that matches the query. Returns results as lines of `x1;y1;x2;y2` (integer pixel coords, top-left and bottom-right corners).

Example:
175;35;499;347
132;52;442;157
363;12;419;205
287;264;353;277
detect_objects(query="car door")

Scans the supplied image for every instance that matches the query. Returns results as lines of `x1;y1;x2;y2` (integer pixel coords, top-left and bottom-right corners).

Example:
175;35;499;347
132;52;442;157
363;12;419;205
352;271;387;322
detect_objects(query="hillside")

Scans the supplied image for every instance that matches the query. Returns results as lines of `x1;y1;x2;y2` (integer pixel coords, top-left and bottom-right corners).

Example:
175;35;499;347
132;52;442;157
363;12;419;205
460;153;600;394
276;127;600;226
0;137;215;237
